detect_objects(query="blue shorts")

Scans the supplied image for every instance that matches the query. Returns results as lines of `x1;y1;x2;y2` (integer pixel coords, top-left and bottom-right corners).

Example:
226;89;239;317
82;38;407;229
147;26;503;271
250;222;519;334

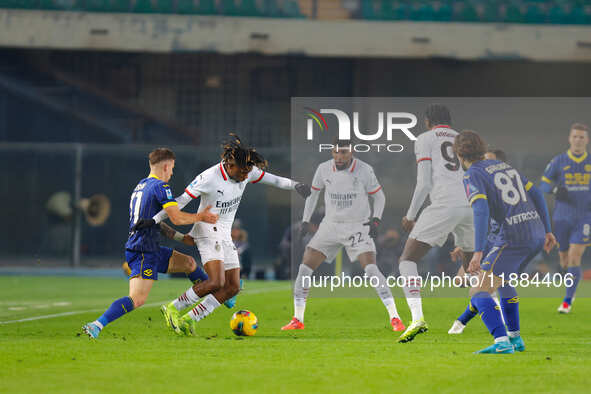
553;216;591;252
125;246;173;280
481;239;544;278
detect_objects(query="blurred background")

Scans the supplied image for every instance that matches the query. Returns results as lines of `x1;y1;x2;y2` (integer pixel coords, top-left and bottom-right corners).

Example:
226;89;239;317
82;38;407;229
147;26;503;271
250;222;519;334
2;0;591;280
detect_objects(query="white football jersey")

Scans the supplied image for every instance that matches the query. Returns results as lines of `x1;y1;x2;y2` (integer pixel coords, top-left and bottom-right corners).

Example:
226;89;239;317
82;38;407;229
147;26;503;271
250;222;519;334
414;126;469;208
185;162;266;239
311;158;381;223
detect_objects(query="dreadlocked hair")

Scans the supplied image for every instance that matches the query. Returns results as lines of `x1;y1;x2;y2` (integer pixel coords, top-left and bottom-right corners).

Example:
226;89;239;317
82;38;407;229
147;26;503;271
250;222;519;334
221;133;269;170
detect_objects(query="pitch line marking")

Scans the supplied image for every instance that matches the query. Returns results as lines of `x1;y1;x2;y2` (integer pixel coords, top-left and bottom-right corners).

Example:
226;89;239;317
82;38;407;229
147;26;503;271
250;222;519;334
0;285;290;325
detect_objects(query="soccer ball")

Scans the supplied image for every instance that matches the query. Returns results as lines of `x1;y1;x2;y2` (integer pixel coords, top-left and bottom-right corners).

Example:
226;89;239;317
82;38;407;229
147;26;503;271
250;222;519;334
230;310;258;336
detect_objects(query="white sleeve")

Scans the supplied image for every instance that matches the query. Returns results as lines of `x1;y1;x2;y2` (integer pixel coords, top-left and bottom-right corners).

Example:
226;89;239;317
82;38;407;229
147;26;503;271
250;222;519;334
364;167;381;195
414;134;431;162
153;192;193;223
250;167;296;190
405;160;433;221
302;188;321;222
311;165;324;191
370;188;385;219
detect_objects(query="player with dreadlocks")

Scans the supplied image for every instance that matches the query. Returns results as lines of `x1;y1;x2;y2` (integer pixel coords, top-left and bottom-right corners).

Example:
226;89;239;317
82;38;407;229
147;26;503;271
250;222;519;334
141;134;311;335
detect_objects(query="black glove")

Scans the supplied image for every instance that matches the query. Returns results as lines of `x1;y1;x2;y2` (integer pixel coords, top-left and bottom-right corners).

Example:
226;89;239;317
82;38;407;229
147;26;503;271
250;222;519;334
132;218;156;232
554;186;569;202
299;221;313;239
364;217;381;239
295;183;312;198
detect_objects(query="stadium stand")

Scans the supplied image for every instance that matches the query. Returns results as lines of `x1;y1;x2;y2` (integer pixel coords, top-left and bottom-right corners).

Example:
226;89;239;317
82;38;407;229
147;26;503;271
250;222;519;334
1;0;591;24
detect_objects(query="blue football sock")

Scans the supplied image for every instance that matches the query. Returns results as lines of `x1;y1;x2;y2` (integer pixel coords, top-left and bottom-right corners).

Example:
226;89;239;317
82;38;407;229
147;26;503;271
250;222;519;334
498;285;519;333
564;266;582;305
187;265;208;283
471;291;507;339
97;296;135;328
458;302;477;325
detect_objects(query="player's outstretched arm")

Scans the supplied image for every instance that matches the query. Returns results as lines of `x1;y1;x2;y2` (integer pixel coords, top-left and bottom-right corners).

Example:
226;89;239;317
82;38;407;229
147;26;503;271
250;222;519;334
403;160;433;229
252;171;311;198
159;222;195;246
526;183;557;252
300;188;321;237
468;198;490;273
153;192;194;224
164;204;218;226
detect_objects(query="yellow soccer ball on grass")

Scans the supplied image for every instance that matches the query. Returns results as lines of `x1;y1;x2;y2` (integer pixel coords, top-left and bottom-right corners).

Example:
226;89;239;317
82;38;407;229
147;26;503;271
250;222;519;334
230;310;258;336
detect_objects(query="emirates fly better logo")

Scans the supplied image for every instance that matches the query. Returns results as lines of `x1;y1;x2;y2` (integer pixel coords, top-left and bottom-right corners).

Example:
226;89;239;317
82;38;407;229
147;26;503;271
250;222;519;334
305;107;418;152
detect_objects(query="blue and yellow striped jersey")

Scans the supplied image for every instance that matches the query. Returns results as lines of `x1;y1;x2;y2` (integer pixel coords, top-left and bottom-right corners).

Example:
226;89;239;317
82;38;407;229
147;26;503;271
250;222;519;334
541;150;591;219
125;174;178;252
464;160;545;246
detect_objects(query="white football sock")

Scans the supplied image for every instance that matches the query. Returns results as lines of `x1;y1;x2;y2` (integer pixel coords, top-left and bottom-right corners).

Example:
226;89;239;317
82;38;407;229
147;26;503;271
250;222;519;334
364;263;399;319
495;335;509;343
399;260;423;322
294;264;314;322
173;286;200;311
93;320;104;330
188;294;220;322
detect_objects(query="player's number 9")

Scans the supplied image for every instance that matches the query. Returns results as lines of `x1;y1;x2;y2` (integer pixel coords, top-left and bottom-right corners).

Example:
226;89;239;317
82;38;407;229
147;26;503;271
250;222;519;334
494;169;527;206
440;141;460;171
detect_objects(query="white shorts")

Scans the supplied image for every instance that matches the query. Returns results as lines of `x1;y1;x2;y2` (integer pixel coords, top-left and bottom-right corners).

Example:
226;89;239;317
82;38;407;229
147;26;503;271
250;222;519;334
307;220;376;263
410;205;474;250
194;237;240;271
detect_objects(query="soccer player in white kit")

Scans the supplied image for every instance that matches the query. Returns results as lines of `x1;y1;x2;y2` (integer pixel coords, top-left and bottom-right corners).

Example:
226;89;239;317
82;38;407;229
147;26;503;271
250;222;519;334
150;135;311;336
397;105;475;343
281;139;405;332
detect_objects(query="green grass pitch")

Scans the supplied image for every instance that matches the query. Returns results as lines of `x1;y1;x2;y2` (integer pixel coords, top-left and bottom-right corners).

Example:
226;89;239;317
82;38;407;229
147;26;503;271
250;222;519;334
1;276;589;393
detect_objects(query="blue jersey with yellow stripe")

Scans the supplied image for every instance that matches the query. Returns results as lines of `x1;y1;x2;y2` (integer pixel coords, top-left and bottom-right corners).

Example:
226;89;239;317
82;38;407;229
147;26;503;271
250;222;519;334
125;174;178;252
464;159;545;246
541;150;591;220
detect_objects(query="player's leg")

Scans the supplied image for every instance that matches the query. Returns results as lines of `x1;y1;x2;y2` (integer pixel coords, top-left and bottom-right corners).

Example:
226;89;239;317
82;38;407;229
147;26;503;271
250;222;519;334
170;259;225;313
449;218;478;334
83;251;155;339
357;251;404;331
553;220;573;312
282;221;339;330
562;243;585;311
468;268;512;354
396;237;431;342
181;268;241;336
558;217;591;313
179;244;241;336
398;206;457;343
281;246;326;330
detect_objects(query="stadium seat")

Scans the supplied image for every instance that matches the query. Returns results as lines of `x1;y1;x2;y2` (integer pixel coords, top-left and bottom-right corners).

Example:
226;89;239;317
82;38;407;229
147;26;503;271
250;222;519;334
480;1;500;23
455;1;479;22
220;0;239;15
547;4;567;24
261;0;281;17
409;2;435;21
383;0;411;21
523;3;545;24
2;0;37;9
433;2;453;22
504;2;523;23
195;0;216;15
176;0;194;14
239;0;260;17
360;0;378;19
282;0;303;18
132;0;156;13
38;0;62;10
